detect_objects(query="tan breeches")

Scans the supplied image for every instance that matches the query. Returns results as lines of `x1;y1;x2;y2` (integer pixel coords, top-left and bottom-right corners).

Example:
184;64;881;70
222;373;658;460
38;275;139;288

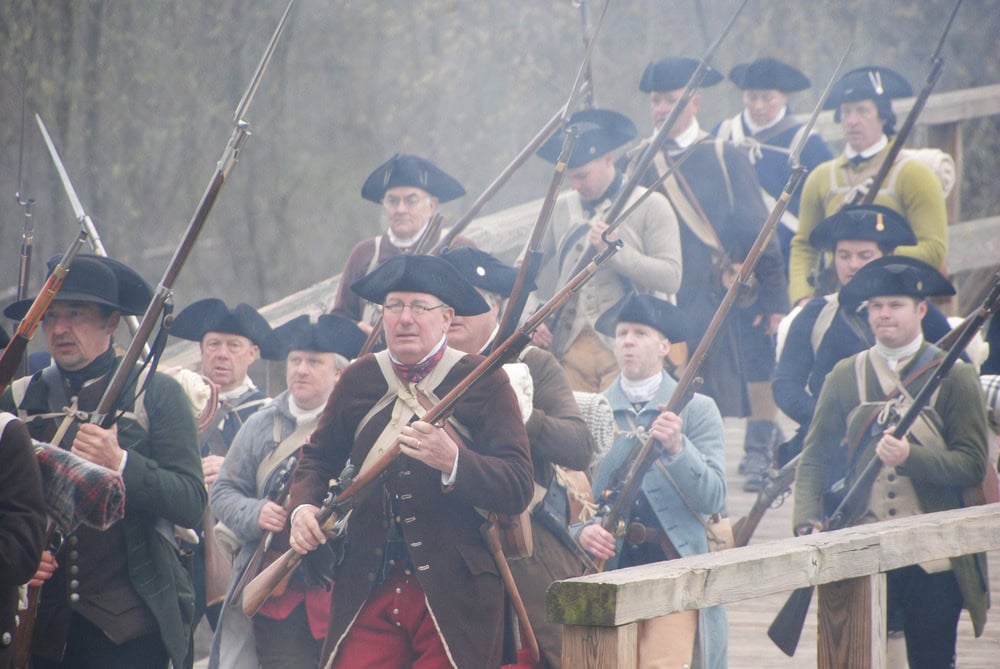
637;609;698;669
559;328;618;393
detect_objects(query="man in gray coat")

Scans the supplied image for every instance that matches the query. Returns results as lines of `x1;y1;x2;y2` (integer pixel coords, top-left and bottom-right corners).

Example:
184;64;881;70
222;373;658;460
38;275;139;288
209;314;365;669
577;293;728;669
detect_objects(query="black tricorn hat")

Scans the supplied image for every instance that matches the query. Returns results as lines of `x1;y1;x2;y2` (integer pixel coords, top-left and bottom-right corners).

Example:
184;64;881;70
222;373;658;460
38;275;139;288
840;256;955;309
639;56;723;93
351;254;489;316
360;153;465;204
825;66;912;109
537;108;637;169
261;314;367;361
440;247;534;298
3;253;152;320
729;57;810;92
170;299;272;346
826;66;912;135
809;205;916;251
595;292;686;343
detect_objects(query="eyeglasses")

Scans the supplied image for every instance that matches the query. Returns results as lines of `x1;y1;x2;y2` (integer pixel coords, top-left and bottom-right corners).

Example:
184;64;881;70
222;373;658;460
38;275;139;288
382;301;447;316
382;193;428;210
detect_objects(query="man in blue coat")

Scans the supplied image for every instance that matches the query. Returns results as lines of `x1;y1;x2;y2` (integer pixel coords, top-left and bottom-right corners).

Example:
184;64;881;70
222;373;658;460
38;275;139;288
577;293;727;669
715;57;833;269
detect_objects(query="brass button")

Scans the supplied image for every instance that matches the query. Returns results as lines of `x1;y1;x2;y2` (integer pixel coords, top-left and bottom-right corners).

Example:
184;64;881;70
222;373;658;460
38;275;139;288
2;631;12;646
69;580;79;591
69;593;81;603
69;551;79;561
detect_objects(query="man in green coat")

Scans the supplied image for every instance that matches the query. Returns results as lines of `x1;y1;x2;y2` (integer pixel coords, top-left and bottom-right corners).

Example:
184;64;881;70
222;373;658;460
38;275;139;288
2;254;206;669
793;256;989;668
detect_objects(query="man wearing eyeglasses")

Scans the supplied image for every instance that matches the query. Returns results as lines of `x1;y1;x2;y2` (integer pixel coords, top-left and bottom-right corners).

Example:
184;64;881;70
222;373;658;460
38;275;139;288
289;254;533;668
331;154;476;333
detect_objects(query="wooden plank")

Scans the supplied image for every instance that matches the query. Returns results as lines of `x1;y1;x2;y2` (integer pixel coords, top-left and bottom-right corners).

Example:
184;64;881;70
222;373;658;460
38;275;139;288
946;215;1000;274
817;575;886;669
547;504;1000;626
561;622;638;669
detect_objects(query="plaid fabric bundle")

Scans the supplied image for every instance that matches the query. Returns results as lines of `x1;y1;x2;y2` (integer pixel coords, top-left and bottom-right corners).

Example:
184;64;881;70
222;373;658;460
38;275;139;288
34;441;126;533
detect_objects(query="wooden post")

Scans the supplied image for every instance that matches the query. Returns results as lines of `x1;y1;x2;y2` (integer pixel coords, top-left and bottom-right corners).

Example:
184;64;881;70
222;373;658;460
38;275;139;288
817;573;887;669
562;622;638;669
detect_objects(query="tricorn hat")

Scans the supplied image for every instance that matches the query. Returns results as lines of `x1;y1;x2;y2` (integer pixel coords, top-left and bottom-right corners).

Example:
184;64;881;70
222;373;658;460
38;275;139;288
4;254;152;320
170;299;272;346
440;248;533;298
595;293;686;343
809;205;917;251
729;57;810;92
350;254;489;316
261;314;367;361
639;56;723;93
826;66;912;134
537;108;637;169
360;153;465;204
839;256;955;309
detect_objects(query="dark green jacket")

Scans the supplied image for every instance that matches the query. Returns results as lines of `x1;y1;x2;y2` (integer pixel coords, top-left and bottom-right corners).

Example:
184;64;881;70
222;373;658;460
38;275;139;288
794;343;990;635
2;361;206;667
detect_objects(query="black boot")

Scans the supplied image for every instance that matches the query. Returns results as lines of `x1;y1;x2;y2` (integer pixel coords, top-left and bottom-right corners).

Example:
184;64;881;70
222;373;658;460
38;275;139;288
740;420;784;492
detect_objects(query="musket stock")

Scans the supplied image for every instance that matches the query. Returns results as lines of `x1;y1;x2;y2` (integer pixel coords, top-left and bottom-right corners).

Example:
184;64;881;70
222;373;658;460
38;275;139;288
732;454;799;548
0;231;89;394
230;454;298;604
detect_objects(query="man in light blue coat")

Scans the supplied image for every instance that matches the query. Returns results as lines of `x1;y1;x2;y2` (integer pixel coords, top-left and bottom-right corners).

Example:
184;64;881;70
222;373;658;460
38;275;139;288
577;293;728;669
208;314;365;669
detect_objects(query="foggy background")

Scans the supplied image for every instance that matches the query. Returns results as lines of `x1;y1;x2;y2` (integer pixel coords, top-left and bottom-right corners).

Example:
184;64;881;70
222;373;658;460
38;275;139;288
1;0;997;314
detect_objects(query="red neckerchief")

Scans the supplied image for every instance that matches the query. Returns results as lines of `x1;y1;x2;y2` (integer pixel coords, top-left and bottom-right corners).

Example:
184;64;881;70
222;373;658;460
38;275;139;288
391;342;446;384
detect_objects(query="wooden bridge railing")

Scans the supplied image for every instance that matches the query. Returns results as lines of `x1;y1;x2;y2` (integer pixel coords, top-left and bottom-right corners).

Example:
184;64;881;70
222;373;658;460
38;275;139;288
162;83;1000;372
546;503;1000;669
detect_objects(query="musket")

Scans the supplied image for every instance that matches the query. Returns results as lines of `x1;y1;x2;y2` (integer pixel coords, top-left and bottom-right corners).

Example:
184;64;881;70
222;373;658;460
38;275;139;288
230;454;298;605
493;127;577;348
429;1;609;257
767;271;1000;657
15;72;35;378
732;454;799;548
35;113;147;352
85;0;294;429
852;0;962;206
588;44;850;569
576;0;596;109
733;274;975;550
244;144;666;617
491;0;611;346
547;0;748;342
0;231;89;394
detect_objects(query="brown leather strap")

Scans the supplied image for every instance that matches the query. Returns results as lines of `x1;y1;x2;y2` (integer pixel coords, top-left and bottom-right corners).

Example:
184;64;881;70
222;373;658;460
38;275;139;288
624;521;681;560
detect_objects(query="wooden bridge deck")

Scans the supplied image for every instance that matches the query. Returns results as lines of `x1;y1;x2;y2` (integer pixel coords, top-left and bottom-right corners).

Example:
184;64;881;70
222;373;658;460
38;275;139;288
721;417;1000;668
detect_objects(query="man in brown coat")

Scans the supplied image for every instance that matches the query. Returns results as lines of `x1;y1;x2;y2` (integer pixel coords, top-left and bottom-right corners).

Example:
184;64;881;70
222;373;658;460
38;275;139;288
442;248;595;667
330;153;475;332
289;254;534;668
